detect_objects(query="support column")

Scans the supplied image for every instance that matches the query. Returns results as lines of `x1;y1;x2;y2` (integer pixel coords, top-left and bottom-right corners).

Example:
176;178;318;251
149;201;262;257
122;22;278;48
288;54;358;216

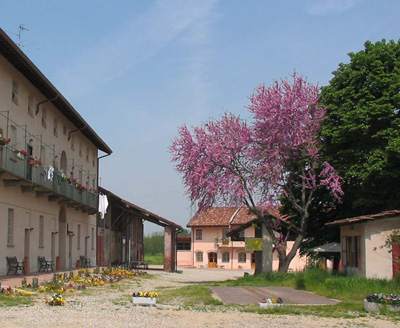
164;226;176;272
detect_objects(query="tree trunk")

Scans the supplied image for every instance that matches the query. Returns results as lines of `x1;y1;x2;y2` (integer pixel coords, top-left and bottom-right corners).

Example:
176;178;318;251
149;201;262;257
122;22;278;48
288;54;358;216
277;235;304;272
260;221;273;273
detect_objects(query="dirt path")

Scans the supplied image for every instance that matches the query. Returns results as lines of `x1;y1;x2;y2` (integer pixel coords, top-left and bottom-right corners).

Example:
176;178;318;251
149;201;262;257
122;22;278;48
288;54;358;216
0;269;397;328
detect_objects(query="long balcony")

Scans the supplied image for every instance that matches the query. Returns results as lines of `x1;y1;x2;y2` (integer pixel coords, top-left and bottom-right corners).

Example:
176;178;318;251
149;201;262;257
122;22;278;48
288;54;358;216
216;238;245;248
0;144;97;213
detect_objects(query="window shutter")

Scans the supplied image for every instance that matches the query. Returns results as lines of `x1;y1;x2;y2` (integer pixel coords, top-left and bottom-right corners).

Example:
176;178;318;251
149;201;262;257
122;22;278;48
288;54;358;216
7;209;14;246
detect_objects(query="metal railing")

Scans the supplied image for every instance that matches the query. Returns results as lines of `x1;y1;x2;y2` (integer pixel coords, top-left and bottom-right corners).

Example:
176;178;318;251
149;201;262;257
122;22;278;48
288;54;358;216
0;141;97;211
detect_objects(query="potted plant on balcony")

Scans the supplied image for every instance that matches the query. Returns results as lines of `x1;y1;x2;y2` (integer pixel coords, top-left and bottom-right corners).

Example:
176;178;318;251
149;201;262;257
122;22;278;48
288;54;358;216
0;136;10;146
16;149;28;160
28;157;42;167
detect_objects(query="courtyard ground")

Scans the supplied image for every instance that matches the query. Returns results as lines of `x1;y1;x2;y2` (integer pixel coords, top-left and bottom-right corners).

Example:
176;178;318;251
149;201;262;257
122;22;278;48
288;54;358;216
0;268;398;328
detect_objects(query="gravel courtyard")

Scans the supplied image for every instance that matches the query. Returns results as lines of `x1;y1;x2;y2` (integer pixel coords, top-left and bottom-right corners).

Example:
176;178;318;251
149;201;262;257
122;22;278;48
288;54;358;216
0;269;397;328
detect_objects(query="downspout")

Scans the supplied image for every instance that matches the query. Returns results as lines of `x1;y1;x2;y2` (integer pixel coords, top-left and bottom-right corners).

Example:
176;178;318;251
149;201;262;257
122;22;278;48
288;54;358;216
36;95;59;115
97;152;111;266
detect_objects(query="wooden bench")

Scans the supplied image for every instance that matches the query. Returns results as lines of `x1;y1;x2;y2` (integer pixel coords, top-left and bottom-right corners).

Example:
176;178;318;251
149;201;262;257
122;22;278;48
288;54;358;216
6;256;24;275
38;256;54;272
79;256;91;268
130;260;149;270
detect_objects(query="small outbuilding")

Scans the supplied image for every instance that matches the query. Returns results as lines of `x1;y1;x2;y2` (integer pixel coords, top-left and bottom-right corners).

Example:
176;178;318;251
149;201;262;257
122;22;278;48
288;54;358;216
327;210;400;279
96;187;181;272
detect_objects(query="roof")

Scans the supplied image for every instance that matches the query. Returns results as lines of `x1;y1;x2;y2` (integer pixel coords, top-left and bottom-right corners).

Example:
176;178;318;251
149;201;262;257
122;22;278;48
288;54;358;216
99;187;181;229
326;210;400;226
0;28;112;154
312;242;340;253
187;207;256;227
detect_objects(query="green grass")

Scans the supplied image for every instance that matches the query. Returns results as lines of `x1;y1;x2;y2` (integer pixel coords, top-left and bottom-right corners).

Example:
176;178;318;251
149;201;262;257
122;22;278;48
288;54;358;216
215;268;400;319
0;294;32;307
158;285;222;307
144;253;164;265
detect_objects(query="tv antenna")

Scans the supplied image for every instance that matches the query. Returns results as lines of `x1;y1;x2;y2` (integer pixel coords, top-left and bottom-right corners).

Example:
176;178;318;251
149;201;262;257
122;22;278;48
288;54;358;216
16;24;30;47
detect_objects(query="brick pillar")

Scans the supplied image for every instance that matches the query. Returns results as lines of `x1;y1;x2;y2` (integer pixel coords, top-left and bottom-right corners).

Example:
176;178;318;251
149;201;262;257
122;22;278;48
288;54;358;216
164;226;176;272
23;256;30;275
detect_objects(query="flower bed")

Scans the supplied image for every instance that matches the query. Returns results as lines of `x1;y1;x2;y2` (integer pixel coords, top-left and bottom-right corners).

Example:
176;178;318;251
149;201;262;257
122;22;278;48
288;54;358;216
364;294;400;313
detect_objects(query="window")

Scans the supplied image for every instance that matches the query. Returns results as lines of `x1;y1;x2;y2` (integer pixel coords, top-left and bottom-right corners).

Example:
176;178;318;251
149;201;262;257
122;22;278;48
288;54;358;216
196;251;203;262
10;125;17;148
63;125;67;136
28;95;34;117
195;229;202;240
86;146;89;162
79;142;82;157
222;252;230;263
39;216;44;248
91;227;95;250
11;80;19;105
70;135;75;151
53;118;58;137
222;228;229;239
232;229;245;242
41;107;47;128
77;224;81;250
7;209;14;247
177;241;191;251
238;252;246;263
92;151;96;167
40;145;46;166
344;236;360;268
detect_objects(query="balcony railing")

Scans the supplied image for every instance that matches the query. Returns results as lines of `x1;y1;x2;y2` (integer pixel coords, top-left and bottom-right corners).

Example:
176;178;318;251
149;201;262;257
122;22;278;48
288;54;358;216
0;144;97;213
215;238;245;248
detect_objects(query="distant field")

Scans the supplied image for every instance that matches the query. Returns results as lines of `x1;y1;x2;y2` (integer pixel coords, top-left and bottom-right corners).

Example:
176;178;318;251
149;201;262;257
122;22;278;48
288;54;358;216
144;253;164;265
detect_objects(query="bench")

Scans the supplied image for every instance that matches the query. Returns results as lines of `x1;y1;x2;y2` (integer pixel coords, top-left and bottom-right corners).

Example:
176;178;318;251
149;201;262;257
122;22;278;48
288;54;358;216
38;256;54;272
79;256;91;268
130;260;149;270
6;256;24;275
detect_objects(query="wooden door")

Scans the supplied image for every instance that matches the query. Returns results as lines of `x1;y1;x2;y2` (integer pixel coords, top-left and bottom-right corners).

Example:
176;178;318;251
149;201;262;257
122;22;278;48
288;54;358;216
208;252;217;268
24;228;31;273
68;234;73;269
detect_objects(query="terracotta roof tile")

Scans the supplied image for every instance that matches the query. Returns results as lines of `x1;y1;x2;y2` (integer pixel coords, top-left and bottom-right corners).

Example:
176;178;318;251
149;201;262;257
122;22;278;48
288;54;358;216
187;207;256;227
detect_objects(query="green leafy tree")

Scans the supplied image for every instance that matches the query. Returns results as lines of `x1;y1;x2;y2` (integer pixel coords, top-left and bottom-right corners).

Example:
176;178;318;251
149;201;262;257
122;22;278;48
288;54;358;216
320;40;400;217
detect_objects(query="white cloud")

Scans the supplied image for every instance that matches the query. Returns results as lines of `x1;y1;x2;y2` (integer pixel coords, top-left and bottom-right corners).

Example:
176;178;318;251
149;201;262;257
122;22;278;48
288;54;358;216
307;0;362;15
57;0;218;98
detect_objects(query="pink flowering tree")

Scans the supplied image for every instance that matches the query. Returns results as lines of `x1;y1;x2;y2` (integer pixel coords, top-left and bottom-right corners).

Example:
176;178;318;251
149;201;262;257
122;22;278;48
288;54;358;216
171;74;343;273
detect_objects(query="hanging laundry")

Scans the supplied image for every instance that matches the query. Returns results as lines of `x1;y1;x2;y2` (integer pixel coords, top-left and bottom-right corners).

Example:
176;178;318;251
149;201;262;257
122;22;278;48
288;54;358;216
47;166;54;181
98;193;109;219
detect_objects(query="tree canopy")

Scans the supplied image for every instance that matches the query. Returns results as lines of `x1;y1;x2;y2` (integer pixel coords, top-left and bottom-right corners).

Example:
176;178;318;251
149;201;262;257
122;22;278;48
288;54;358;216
320;40;400;217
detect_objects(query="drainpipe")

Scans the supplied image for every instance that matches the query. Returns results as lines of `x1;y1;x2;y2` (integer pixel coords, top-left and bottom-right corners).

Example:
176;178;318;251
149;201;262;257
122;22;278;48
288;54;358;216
36;95;59;115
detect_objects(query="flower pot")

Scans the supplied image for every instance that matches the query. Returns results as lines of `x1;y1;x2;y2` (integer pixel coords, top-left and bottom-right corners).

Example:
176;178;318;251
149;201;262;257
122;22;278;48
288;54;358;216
132;296;157;306
364;299;400;313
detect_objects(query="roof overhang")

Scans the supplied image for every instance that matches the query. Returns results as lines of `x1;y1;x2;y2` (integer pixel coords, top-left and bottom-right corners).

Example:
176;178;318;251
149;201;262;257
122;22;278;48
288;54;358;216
99;187;182;229
326;210;400;227
0;28;112;154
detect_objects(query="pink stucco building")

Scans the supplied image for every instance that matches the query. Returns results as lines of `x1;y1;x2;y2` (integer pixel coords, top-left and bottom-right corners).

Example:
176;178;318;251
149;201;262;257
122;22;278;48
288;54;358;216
177;207;308;271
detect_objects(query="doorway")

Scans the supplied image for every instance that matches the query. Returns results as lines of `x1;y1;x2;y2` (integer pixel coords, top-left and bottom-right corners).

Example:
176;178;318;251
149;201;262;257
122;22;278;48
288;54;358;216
208;252;217;268
24;228;31;273
58;206;67;270
68;234;73;270
27;144;33;180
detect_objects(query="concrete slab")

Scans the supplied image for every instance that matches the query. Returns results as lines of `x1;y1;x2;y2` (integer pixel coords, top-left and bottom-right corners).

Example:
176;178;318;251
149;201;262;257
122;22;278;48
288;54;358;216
211;286;339;305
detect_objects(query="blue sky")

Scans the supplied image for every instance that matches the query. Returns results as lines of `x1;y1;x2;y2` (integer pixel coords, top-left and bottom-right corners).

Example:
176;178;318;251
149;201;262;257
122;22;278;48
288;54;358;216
0;0;398;234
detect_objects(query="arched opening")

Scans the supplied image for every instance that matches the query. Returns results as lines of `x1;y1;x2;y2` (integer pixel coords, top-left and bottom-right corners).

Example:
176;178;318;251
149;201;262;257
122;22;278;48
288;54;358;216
60;151;67;174
58;205;67;270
